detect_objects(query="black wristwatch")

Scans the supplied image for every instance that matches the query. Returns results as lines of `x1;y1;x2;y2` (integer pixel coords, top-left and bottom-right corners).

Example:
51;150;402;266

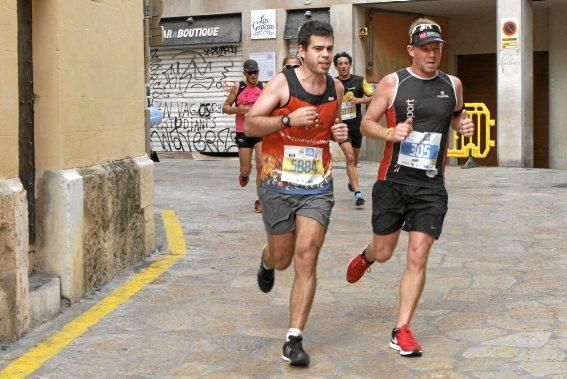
281;115;291;128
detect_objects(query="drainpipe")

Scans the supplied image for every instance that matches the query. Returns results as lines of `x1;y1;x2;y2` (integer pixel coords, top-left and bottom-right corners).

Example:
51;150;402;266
367;12;373;72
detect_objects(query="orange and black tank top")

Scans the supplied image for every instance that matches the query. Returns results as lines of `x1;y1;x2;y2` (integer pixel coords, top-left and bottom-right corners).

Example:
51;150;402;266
261;69;338;195
378;68;456;187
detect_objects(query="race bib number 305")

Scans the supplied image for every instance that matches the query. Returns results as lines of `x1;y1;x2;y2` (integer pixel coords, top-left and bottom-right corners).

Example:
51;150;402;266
397;131;442;170
281;146;325;186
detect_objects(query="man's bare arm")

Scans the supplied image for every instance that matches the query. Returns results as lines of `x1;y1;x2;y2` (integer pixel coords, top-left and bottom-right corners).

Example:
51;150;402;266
331;79;348;143
245;73;325;137
361;74;413;142
334;78;345;121
360;74;395;140
222;83;240;115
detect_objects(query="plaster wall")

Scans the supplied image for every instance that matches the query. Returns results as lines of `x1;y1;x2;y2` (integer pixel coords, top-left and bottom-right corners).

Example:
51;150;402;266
497;0;533;167
0;3;19;179
548;4;567;168
33;0;146;171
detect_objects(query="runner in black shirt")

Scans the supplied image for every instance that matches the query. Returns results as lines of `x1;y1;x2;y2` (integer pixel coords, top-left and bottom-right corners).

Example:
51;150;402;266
333;52;374;206
345;18;474;357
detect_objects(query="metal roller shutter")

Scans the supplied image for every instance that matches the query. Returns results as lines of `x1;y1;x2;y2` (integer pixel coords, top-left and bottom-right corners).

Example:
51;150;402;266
288;41;299;57
149;44;243;153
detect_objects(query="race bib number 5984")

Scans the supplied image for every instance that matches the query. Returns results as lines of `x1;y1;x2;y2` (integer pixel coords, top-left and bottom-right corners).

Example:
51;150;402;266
281;146;324;186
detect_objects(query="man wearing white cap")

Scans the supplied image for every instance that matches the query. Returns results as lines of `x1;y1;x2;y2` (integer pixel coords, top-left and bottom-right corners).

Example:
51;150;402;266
345;17;475;357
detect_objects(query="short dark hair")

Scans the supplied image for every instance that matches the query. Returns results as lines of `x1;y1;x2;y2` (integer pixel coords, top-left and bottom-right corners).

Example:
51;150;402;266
333;52;352;66
298;20;334;49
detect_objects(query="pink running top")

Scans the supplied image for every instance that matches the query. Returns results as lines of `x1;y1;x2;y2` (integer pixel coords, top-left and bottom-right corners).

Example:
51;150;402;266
235;83;262;132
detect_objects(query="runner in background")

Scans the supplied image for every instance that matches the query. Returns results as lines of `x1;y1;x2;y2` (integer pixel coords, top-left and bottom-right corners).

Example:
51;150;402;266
282;54;302;71
223;59;264;213
333;52;374;206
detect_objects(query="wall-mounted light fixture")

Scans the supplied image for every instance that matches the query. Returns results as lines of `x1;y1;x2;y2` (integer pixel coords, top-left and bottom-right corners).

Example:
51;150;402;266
186;16;194;24
305;10;312;18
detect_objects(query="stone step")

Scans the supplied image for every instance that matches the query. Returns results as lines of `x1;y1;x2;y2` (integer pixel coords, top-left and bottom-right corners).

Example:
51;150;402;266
29;272;61;328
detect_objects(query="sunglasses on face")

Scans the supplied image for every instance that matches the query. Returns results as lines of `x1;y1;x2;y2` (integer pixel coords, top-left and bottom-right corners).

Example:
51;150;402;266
285;64;301;69
245;71;259;75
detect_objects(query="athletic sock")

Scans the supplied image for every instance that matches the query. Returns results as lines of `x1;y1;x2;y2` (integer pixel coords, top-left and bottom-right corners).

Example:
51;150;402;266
286;328;303;341
261;244;272;270
362;248;373;264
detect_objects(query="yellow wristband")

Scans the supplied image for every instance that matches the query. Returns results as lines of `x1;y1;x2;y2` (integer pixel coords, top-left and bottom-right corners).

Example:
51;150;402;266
385;128;393;139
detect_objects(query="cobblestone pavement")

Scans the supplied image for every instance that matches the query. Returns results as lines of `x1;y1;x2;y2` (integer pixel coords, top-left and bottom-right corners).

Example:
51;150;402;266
1;157;566;377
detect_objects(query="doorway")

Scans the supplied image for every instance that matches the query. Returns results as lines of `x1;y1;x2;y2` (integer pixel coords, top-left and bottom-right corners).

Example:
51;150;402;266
456;52;549;168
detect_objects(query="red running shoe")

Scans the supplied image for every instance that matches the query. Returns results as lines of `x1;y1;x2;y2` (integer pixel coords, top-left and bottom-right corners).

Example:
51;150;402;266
346;251;374;283
389;325;423;357
239;175;249;187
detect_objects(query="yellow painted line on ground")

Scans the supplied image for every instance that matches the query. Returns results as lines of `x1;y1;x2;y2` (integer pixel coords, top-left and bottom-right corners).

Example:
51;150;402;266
0;210;186;379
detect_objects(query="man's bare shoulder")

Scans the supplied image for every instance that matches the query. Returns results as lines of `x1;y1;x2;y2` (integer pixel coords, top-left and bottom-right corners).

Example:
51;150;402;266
266;72;288;87
373;73;398;96
448;74;462;87
333;77;345;89
249;72;290;111
380;73;398;86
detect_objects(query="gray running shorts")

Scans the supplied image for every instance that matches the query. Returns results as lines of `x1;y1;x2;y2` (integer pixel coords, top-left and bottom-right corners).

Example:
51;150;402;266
259;187;335;234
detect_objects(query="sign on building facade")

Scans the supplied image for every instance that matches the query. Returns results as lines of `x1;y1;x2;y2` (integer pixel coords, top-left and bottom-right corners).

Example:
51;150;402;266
250;9;276;40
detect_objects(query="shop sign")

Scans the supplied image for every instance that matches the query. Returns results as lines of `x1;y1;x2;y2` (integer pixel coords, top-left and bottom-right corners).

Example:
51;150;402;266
251;9;276;40
160;14;241;46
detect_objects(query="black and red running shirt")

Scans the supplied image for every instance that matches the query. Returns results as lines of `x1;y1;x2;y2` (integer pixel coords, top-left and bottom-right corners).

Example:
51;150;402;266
261;69;338;195
378;68;456;187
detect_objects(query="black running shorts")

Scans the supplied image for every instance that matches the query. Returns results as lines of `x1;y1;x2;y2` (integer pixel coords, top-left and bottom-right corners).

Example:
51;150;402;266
371;181;448;239
235;132;262;149
340;126;363;149
347;126;363;149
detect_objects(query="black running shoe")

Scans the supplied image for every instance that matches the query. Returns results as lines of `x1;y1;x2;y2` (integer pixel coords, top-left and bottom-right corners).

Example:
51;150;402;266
282;335;310;366
257;260;274;293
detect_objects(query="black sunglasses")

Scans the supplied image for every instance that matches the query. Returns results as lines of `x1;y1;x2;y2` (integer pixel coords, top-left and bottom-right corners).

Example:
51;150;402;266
245;70;259;75
285;64;301;69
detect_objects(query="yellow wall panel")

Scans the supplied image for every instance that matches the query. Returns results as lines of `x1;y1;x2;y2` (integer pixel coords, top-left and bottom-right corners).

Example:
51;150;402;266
62;131;100;168
0;3;19;179
34;0;145;170
0;136;18;178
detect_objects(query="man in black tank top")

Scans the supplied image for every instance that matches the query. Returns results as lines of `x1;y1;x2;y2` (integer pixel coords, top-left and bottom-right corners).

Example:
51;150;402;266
333;52;374;206
345;18;475;357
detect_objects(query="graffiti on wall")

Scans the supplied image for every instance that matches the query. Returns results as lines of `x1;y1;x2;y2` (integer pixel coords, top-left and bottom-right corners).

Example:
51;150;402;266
149;46;239;153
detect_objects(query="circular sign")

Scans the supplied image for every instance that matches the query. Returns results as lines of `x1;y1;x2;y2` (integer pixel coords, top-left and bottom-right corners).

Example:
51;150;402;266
502;21;517;36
